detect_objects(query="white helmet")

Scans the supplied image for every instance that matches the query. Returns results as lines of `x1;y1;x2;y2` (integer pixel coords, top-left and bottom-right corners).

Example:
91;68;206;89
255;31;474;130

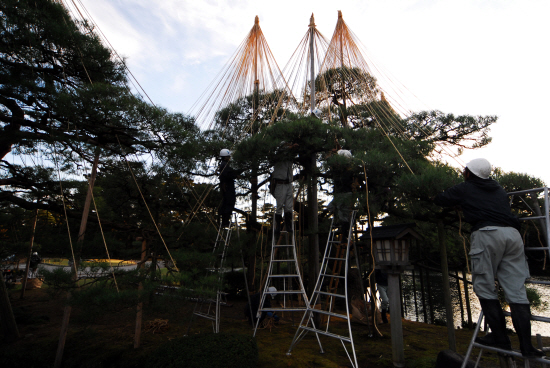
337;149;352;158
268;286;277;299
466;158;491;179
219;149;231;157
311;108;322;119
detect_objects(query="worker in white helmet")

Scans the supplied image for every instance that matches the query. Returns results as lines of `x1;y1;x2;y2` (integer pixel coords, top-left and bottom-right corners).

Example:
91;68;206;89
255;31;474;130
218;149;238;227
434;158;543;358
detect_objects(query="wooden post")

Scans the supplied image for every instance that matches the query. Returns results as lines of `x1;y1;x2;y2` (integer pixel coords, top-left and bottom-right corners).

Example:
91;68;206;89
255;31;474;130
134;238;147;348
388;271;405;367
0;271;19;340
54;151;99;368
20;208;39;298
463;268;473;329
438;220;456;351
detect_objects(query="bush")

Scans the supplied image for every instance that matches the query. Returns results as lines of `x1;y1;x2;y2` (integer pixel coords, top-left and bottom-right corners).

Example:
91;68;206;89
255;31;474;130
145;333;258;368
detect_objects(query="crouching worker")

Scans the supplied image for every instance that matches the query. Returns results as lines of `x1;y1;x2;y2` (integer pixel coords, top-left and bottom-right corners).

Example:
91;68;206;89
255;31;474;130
244;286;280;327
434;158;543;358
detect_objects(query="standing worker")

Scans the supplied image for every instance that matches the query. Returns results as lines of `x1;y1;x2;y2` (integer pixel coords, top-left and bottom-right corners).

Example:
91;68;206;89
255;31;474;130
434;158;543;358
327;149;357;239
218;149;238;228
271;142;298;235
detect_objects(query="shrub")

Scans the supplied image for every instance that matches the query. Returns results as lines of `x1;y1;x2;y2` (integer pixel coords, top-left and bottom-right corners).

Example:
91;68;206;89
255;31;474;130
145;333;258;368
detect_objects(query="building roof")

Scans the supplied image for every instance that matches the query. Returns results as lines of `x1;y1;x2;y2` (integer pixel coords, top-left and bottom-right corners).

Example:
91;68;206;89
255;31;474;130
361;223;422;241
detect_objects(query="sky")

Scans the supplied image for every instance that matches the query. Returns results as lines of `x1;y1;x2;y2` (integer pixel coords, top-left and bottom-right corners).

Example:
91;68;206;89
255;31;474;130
72;0;550;184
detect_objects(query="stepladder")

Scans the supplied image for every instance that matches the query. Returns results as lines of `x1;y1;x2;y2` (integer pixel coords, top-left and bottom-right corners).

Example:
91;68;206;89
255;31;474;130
461;307;550;368
253;212;312;335
287;210;365;368
186;217;234;335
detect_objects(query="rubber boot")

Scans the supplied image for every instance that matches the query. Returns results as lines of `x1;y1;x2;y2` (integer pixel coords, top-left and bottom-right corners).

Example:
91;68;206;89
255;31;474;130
381;309;388;324
274;214;283;236
476;299;512;350
284;212;293;232
509;303;544;357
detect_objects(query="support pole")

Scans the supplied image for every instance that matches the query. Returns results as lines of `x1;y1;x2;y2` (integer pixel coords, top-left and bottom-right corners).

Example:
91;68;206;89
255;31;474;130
20;208;39;298
388;270;405;367
307;14;319;303
438;220;456;351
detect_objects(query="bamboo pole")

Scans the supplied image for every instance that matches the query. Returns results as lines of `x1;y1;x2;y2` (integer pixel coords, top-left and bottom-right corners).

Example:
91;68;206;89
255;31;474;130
455;269;465;326
20;208;39;298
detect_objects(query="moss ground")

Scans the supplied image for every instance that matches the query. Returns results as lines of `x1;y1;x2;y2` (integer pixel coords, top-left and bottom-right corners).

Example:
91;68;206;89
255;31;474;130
2;288;549;367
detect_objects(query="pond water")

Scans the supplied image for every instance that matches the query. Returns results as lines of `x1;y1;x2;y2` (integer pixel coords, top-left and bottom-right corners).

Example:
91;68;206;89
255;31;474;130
392;270;550;336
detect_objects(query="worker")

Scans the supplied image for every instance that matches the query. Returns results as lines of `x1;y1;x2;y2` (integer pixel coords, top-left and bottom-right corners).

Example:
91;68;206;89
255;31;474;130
244;286;280;326
29;251;41;279
327;149;357;239
433;158;543;358
271;142;298;235
218;149;238;228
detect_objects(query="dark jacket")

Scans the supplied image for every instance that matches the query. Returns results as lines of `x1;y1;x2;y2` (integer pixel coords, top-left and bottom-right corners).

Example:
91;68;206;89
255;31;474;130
434;176;520;232
218;160;237;194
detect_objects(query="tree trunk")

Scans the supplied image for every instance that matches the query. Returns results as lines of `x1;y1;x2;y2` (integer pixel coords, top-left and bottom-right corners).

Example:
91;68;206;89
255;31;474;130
134;237;147;349
438;220;456;351
20;208;38;298
0;271;19;341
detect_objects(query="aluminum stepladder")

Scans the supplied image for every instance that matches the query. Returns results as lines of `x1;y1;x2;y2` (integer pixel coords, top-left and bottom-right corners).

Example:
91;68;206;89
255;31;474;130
253;212;314;336
287;210;361;368
461;187;550;368
186;216;234;334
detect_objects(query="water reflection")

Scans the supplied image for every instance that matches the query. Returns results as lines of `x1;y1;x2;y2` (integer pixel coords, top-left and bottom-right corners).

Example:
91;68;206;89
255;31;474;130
395;270;550;336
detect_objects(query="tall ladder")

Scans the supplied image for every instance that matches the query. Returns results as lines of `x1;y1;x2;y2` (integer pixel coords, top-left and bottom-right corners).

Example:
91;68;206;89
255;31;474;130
253;212;314;336
186;217;233;334
287;210;361;368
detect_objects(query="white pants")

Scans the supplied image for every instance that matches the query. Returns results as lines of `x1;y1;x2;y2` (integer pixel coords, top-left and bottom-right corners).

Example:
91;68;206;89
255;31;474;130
470;226;530;304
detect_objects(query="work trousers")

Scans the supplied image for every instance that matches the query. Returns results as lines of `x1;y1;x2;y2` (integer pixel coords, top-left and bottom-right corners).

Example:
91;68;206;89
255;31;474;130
274;183;293;215
469;226;530;304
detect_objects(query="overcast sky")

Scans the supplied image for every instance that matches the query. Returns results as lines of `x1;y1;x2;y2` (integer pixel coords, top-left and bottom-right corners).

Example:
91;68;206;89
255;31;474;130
74;0;550;184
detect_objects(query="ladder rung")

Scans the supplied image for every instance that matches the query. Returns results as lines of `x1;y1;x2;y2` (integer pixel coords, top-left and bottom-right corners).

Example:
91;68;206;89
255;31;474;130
315;290;346;298
326;256;346;261
272;259;296;262
321;274;345;279
268;291;306;296
308;308;349;320
258;307;307;313
273;244;293;248
298;325;352;343
193;312;216;321
268;274;300;278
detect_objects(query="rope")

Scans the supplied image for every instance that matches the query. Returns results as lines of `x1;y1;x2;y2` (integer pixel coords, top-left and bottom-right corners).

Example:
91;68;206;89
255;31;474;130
362;162;382;337
116;136;179;272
